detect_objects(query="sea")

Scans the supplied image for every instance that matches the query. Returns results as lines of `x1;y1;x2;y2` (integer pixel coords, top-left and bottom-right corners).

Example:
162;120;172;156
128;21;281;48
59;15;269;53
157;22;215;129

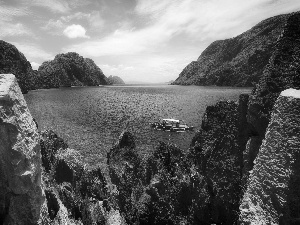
24;84;251;167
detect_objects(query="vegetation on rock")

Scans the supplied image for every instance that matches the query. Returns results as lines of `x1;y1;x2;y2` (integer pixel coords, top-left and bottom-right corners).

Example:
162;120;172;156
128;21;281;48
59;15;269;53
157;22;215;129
38;52;108;88
0;40;35;93
172;12;289;86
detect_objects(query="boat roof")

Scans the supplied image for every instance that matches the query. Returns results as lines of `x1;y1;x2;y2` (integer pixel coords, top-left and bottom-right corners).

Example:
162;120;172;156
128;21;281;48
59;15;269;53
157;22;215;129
162;119;180;123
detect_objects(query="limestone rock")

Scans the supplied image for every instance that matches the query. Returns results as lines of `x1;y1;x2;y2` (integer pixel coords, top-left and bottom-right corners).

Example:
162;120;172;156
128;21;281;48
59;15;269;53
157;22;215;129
0;74;44;224
243;12;300;191
239;88;300;224
191;100;242;224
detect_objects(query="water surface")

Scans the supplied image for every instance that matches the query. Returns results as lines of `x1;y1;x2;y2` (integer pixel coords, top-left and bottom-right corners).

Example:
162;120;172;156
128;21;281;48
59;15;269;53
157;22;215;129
25;85;251;166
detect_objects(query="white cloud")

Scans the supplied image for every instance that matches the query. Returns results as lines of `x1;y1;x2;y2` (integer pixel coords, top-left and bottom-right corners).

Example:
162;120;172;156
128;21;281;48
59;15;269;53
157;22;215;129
44;11;105;35
100;64;134;72
28;0;70;13
63;24;90;39
0;22;34;38
62;0;300;83
11;42;54;62
42;19;64;33
0;5;30;20
30;62;40;70
63;0;300;58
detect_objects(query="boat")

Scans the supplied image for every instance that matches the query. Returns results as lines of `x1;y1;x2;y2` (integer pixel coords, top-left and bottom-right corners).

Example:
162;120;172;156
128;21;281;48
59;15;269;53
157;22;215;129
151;119;194;132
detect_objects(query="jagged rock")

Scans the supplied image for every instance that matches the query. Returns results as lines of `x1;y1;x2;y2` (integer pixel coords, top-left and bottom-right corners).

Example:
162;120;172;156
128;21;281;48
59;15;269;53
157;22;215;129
40;130;68;172
172;12;290;86
191;100;242;224
243;12;300;190
240;89;300;224
107;131;141;223
107;131;139;180
53;148;84;186
0;74;45;224
106;75;125;85
0;41;36;93
44;188;81;225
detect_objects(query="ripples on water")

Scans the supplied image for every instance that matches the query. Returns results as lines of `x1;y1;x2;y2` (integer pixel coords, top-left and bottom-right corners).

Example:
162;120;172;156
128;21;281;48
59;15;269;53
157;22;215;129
25;85;251;166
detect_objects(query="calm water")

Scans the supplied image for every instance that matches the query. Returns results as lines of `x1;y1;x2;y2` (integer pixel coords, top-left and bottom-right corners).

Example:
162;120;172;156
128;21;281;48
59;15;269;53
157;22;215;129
24;85;251;167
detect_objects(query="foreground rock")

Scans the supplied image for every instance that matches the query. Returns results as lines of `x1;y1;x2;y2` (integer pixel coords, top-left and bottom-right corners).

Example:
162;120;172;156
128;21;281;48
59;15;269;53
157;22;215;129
172;12;293;86
0;74;44;224
242;12;300;192
239;89;300;224
190;100;243;224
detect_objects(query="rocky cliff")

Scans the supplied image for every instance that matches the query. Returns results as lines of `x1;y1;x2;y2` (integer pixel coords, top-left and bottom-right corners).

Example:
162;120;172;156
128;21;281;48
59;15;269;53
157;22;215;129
239;89;300;224
106;75;125;85
38;52;108;88
0;74;44;224
0;41;35;93
172;12;290;86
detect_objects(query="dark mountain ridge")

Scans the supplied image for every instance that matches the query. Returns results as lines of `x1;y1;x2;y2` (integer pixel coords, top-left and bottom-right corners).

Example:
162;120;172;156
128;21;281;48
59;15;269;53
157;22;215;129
172;12;291;86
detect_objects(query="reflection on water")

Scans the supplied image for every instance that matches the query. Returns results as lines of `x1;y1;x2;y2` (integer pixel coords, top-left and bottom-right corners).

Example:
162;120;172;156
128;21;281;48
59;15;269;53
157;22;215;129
25;85;251;166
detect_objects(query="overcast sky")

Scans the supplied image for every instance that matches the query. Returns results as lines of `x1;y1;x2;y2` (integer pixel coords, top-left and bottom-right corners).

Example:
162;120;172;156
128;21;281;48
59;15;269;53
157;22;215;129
1;0;300;83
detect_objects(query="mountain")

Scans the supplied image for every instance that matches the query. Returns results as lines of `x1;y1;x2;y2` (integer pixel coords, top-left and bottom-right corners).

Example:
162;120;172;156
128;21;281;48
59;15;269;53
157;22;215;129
0;40;35;93
172;13;291;86
106;75;125;85
37;52;107;88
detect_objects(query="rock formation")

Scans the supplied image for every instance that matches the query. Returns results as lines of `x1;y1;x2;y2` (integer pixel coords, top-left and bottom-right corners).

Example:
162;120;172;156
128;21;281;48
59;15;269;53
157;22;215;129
38;52;107;88
0;74;44;224
242;11;300;192
106;75;125;85
239;89;300;224
190;100;243;224
172;12;290;86
0;41;35;93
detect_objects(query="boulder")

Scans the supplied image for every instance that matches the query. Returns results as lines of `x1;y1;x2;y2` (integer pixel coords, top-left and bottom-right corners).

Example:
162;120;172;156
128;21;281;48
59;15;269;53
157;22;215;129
0;74;45;224
239;89;300;224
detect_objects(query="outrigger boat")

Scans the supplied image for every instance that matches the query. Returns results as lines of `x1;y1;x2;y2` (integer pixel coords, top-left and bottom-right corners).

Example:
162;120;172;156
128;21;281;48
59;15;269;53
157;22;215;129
151;119;194;132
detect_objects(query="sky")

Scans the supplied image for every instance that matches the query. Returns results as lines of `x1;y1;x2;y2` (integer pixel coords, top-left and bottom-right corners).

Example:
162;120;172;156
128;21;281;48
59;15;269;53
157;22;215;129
1;0;300;83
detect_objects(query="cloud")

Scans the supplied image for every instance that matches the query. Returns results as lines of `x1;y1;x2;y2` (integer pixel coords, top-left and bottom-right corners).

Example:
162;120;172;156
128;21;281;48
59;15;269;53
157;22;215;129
0;22;34;38
30;62;41;70
43;11;104;36
63;0;300;58
42;19;64;33
27;0;70;13
100;64;134;72
63;24;90;39
0;5;30;21
11;42;54;62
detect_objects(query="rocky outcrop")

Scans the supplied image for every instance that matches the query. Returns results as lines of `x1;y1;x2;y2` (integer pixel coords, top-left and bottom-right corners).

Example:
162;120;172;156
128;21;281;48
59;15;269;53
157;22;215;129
38;52;107;88
172;12;290;86
239;89;300;224
190;100;243;224
0;74;44;224
242;12;300;189
0;41;35;93
106;75;125;85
